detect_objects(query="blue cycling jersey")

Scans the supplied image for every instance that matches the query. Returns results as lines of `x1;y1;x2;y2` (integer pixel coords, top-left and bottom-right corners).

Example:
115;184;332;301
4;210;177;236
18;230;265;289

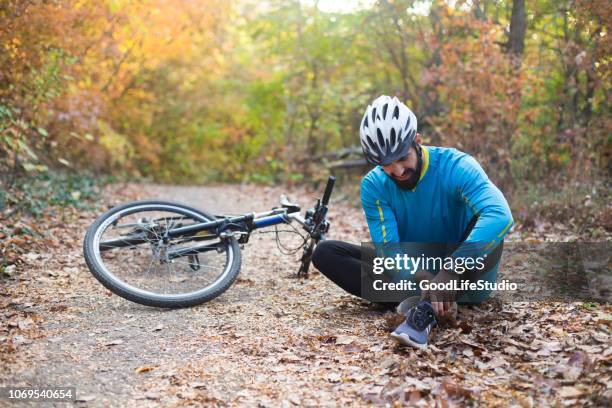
360;146;514;264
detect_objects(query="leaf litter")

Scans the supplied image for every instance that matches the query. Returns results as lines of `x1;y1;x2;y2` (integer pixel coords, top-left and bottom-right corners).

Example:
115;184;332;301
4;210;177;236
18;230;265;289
0;183;610;406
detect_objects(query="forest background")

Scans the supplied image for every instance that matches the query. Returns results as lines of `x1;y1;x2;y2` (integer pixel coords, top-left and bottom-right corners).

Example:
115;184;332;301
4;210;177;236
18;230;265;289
1;0;610;233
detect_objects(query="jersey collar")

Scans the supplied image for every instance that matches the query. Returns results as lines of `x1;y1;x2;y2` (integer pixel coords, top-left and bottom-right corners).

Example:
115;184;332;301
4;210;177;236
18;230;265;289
418;145;430;182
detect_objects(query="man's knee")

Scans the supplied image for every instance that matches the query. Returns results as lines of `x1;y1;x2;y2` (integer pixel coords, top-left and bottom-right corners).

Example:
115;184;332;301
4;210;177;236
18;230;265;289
457;259;500;304
311;240;337;271
462;240;504;281
311;239;347;272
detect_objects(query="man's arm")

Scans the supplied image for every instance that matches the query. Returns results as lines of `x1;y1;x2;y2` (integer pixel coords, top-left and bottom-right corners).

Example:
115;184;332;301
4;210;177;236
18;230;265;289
360;176;412;281
447;155;514;261
424;154;513;317
360;176;400;245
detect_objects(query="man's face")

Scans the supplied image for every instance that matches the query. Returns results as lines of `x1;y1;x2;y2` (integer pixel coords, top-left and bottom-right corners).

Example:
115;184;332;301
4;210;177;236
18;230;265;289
381;144;423;190
381;146;419;180
380;132;423;190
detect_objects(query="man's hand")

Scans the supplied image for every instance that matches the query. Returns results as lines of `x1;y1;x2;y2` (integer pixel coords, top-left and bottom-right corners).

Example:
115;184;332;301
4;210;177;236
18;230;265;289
421;269;458;317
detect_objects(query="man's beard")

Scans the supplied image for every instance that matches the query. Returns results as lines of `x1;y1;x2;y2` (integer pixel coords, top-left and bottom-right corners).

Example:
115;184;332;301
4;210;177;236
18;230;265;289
391;145;423;191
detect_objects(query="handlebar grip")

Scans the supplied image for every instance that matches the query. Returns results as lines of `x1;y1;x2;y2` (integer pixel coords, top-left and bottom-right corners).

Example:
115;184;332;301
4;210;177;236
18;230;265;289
321;175;335;206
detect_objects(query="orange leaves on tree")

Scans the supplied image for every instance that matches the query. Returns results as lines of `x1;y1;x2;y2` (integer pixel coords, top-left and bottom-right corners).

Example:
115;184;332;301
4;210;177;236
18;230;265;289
425;9;523;186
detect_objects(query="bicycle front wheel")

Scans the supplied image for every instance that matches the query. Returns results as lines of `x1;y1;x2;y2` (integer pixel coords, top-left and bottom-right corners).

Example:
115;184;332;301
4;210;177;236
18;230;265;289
83;200;241;308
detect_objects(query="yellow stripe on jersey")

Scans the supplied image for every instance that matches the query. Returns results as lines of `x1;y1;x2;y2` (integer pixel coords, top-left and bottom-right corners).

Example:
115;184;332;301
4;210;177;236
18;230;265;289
375;199;388;243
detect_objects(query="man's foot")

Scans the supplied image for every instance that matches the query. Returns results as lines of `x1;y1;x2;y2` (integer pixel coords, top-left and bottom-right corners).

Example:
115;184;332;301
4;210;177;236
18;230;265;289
395;270;434;316
390;300;437;349
395;295;420;315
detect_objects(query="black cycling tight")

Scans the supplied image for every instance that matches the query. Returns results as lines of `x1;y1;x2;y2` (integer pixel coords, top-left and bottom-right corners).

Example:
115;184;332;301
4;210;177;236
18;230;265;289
311;216;503;303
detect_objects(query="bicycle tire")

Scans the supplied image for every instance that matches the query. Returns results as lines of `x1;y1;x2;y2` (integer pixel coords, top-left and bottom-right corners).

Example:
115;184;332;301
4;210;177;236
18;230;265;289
83;200;241;308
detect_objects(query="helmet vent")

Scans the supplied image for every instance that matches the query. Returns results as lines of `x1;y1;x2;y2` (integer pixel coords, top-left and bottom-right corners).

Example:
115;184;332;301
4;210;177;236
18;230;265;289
367;135;376;150
393;105;399;119
372;107;377;122
404;116;412;132
390;128;396;147
382;103;388;119
376;128;385;149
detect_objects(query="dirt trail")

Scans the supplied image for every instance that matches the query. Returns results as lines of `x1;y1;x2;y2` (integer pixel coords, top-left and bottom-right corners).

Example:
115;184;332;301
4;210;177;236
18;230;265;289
1;184;609;407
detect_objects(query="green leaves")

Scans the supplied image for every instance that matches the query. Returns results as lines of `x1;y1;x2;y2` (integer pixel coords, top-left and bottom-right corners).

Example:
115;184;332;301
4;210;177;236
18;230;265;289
36;127;48;137
1;172;105;217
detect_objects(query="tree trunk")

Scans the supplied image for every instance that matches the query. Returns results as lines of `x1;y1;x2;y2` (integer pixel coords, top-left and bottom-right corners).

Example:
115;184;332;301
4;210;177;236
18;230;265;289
508;0;526;58
473;0;487;21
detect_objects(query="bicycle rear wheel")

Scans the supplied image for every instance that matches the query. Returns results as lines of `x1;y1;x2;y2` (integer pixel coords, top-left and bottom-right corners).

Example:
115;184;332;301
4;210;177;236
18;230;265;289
83;200;241;308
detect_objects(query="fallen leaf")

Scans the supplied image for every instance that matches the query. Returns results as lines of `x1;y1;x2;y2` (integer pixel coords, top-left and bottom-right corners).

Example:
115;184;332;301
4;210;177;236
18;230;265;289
408;390;421;404
278;353;301;363
327;372;342;382
335;335;357;345
562;351;592;380
343;343;362;353
144;392;160;400
379;356;398;370
442;380;475;399
179;391;198;399
558;386;583;399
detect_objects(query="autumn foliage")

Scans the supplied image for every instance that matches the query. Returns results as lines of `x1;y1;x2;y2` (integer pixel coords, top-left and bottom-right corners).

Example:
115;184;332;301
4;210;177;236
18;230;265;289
425;8;523;185
0;0;610;189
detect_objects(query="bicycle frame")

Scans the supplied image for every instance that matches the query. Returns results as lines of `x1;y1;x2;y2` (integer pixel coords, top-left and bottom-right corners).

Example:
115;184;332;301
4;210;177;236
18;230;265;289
99;176;336;277
99;208;299;250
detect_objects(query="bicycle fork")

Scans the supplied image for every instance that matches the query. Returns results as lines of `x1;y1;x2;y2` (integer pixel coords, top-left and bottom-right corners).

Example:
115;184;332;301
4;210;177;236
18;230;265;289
297;239;316;277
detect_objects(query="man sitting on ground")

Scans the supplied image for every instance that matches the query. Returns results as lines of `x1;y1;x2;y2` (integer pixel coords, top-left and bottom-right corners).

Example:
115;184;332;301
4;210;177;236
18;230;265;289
312;95;514;348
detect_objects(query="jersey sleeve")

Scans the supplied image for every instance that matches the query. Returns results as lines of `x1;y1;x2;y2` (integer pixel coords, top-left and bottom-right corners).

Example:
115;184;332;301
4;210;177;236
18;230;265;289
360;175;399;244
447;155;514;260
360;175;413;280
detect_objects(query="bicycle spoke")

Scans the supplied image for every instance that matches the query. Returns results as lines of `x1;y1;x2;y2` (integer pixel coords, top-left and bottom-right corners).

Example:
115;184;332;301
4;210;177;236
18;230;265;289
96;207;232;296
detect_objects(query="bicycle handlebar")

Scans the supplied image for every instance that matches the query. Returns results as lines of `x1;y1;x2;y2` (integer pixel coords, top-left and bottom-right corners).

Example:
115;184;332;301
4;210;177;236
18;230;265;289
321;176;335;206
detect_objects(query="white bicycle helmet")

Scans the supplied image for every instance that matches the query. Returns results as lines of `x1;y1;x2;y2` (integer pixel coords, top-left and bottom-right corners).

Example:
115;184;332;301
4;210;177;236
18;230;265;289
359;95;418;166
